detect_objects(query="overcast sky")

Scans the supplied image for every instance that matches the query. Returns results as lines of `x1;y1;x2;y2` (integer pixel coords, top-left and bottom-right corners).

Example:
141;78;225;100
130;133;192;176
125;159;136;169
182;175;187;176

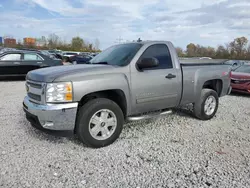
0;0;250;49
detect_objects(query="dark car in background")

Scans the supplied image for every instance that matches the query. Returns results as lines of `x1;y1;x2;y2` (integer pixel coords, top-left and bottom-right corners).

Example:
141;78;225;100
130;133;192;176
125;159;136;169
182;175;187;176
50;53;63;60
62;52;80;62
0;47;17;54
40;50;63;60
69;54;92;64
231;64;250;94
0;50;63;77
47;50;63;60
224;60;245;71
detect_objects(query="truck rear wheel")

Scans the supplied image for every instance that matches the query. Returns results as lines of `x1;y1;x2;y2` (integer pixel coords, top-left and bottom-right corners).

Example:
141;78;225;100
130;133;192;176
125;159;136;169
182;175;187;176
75;98;124;148
193;89;219;120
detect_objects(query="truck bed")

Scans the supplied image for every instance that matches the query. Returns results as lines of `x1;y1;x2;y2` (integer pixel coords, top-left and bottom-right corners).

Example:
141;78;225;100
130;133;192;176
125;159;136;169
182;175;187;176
179;59;231;106
180;58;228;66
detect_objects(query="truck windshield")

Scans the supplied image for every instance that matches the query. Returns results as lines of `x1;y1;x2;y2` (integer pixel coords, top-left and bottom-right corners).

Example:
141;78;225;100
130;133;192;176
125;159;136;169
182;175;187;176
90;43;142;66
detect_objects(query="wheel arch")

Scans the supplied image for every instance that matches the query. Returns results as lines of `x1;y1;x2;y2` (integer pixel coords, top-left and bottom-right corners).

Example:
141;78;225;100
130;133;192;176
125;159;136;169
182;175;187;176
78;89;128;118
202;79;223;96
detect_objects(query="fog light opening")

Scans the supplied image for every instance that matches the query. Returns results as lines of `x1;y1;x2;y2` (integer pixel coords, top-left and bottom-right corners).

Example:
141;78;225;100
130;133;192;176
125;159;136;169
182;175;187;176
42;121;54;127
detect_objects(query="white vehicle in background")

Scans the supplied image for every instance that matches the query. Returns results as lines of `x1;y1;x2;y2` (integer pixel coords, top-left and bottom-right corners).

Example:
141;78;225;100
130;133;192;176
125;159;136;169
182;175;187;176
62;51;80;57
199;57;212;59
62;51;81;62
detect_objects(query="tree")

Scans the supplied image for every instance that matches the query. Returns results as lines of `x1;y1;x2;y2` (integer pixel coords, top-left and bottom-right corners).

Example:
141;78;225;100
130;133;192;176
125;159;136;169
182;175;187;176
71;36;84;51
206;46;216;57
48;33;59;49
94;38;100;50
176;47;185;57
16;39;23;49
195;45;204;57
186;43;197;57
246;45;250;60
229;37;248;59
41;36;47;47
88;43;93;51
216;45;229;59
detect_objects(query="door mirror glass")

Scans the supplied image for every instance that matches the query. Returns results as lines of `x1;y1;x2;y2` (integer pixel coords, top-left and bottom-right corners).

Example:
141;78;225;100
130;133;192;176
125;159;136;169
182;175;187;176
136;57;159;70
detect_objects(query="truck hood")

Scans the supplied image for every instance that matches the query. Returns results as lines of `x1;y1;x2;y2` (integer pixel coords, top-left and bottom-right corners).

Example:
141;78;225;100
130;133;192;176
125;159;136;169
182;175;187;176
26;64;117;82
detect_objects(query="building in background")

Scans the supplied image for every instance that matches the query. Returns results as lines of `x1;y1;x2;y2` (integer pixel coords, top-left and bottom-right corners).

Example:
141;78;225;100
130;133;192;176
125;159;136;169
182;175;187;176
4;38;17;47
36;36;46;47
23;37;36;46
0;37;3;45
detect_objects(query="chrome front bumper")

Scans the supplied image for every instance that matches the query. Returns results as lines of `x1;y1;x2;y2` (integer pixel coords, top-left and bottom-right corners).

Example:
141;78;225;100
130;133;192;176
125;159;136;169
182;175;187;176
23;96;78;131
227;86;232;95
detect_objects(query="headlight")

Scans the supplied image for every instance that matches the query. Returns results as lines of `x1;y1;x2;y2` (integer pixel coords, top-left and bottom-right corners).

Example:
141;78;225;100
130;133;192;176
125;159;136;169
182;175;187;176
46;82;73;103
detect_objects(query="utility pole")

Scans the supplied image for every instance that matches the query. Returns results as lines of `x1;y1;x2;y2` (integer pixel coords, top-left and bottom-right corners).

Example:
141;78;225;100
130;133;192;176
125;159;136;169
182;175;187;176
137;38;142;42
115;36;123;44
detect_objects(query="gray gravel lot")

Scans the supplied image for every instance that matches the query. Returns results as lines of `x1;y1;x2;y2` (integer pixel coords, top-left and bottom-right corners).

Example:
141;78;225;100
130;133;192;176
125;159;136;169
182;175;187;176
1;81;250;188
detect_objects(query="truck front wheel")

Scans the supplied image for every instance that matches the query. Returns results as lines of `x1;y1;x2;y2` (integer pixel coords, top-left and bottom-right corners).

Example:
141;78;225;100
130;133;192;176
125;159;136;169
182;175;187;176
76;98;124;148
193;89;219;120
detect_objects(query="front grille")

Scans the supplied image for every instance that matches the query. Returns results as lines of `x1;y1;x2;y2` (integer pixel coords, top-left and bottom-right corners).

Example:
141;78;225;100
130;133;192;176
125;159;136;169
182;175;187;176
28;93;41;101
231;79;250;84
26;80;45;104
26;81;42;89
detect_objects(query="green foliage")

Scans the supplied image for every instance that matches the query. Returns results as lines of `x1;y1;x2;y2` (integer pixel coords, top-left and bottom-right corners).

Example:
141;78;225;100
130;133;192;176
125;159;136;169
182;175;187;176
7;34;100;52
177;36;250;60
71;37;84;51
4;34;250;59
47;34;59;49
176;47;185;57
186;43;197;57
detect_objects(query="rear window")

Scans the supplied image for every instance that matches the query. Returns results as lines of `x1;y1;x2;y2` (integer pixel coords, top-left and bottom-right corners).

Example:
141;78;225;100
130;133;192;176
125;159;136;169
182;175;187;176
24;53;43;60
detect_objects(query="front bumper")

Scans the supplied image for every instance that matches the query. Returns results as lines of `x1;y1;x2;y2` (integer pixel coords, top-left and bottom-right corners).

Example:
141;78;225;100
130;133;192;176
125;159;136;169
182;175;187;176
231;88;250;94
227;86;232;95
231;83;250;94
23;96;78;131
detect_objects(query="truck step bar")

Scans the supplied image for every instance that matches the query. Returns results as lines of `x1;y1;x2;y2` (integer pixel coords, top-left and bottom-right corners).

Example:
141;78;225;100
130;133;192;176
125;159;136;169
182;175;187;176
127;109;172;121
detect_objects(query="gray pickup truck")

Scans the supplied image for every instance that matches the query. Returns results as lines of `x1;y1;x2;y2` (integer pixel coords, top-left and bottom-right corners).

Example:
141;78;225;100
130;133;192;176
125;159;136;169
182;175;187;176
23;41;232;148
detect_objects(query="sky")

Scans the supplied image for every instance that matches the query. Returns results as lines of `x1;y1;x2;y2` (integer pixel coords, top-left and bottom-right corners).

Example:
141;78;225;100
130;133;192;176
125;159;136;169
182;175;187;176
0;0;250;49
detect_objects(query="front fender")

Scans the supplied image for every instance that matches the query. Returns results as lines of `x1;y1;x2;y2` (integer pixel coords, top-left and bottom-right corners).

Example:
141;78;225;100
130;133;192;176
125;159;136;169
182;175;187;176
72;73;131;113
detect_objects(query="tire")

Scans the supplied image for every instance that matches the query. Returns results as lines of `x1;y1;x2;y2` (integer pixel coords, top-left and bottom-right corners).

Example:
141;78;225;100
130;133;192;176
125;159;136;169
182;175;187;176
75;98;124;148
193;89;219;120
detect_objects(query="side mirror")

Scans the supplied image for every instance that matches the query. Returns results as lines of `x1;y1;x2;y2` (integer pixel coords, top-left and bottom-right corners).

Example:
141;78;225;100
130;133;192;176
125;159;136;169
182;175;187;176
136;57;159;71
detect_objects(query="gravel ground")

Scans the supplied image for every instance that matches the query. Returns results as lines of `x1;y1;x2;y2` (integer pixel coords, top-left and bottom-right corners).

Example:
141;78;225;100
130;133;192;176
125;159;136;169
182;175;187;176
1;81;250;188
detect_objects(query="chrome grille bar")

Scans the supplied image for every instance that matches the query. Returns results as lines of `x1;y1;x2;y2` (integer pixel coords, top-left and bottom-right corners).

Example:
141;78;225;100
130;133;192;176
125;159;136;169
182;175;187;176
26;80;46;104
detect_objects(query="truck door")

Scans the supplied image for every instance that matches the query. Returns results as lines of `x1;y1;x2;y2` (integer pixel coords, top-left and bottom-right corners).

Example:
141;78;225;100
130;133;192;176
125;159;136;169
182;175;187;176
130;44;181;114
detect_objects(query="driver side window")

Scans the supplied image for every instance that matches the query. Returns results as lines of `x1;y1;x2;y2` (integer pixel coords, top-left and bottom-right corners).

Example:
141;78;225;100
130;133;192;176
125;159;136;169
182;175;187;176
139;44;173;70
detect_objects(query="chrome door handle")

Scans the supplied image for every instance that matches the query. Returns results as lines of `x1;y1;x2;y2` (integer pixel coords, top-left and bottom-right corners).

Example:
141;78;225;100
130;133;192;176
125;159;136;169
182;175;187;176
165;74;176;79
37;62;42;64
13;62;20;65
